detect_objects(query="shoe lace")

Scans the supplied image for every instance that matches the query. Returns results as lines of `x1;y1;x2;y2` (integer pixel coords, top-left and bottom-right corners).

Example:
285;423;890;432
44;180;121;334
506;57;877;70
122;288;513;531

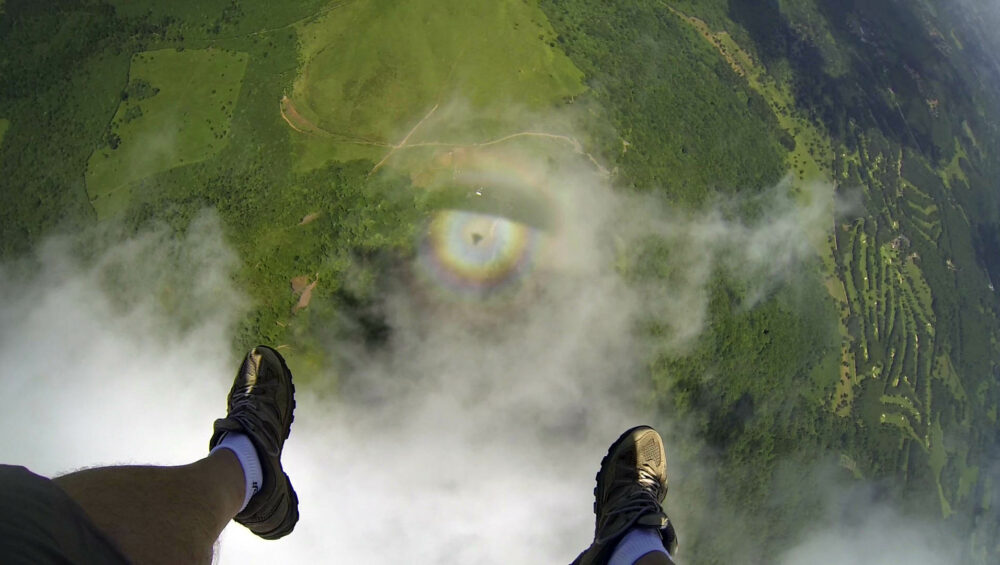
230;380;282;442
596;463;664;544
231;389;259;411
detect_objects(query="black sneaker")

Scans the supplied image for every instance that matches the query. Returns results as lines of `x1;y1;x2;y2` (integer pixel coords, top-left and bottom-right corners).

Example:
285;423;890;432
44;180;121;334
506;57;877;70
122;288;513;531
571;426;678;565
209;345;299;540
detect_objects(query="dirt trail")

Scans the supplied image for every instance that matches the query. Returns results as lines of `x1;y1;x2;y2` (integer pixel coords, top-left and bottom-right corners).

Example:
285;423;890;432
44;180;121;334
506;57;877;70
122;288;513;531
280;96;390;146
279;98;607;177
406;131;608;176
280;96;320;134
368;104;440;175
662;3;752;79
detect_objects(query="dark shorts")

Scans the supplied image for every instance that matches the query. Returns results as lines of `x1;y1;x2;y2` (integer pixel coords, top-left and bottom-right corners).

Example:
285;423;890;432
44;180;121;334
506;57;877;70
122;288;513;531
0;465;130;564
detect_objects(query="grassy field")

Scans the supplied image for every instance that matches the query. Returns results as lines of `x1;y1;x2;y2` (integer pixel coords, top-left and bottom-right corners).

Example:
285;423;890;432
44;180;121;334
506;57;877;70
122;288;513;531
85;48;248;219
0;119;8;150
288;0;586;172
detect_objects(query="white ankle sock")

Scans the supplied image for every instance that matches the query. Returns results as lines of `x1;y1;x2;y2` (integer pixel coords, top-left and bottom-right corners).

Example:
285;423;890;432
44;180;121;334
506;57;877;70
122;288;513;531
608;527;671;565
210;432;263;512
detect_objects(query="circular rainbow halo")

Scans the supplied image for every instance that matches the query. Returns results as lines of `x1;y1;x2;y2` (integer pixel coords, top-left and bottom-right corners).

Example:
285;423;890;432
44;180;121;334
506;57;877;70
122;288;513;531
415;209;542;302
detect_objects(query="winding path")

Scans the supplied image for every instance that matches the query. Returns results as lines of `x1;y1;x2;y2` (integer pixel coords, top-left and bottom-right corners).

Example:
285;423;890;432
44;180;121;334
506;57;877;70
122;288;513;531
279;97;608;176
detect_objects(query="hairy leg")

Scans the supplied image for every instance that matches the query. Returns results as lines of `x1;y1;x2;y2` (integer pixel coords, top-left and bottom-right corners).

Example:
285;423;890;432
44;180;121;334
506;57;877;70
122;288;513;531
53;450;244;565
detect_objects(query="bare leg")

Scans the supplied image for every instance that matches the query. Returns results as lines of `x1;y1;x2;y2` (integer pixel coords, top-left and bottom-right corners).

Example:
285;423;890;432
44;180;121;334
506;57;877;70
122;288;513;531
53;450;244;565
635;552;674;565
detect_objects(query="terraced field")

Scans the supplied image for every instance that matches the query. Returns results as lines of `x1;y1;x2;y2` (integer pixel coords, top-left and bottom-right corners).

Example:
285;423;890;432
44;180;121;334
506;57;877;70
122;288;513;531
670;4;987;520
833;135;982;516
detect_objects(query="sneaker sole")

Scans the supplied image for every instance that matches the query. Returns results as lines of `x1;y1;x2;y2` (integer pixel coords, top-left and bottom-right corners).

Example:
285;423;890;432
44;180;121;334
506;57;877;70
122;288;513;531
592;425;662;514
248;346;299;540
262;345;296;443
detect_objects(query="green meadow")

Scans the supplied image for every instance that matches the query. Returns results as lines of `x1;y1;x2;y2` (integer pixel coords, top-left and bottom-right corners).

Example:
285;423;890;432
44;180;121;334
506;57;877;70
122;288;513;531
288;0;586;171
85;48;248;219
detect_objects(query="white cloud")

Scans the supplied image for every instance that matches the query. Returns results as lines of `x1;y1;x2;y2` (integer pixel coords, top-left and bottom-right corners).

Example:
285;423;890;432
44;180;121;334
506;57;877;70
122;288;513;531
779;505;962;565
0;142;954;564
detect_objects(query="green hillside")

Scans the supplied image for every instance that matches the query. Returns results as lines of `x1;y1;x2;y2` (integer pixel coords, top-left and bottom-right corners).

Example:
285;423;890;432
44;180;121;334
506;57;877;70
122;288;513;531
86;48;248;218
285;0;587;171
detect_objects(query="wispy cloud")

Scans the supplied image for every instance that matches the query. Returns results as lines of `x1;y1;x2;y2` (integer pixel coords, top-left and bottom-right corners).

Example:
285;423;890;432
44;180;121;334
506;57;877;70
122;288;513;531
0;120;959;564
